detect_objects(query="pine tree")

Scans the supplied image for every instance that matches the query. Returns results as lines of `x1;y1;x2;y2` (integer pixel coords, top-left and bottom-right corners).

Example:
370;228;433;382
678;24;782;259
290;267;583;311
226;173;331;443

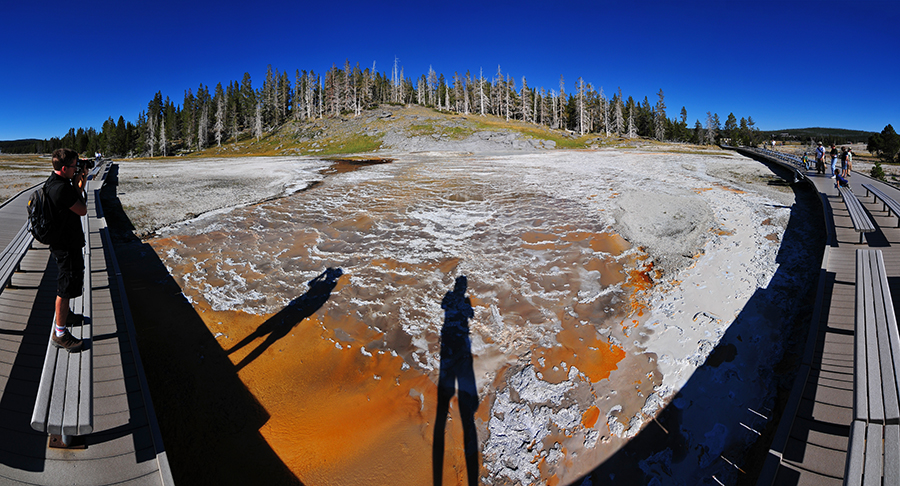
264;65;276;126
694;120;704;144
198;103;209;150
343;59;353;114
551;89;559;129
599;87;609;136
575;76;587;135
392;56;400;103
627;109;637;138
214;83;225;147
558;76;567;130
493;66;503;116
506;75;514;121
705;112;718;145
183;89;196;151
280;70;291;122
615;89;624;135
724;113;738;143
254;102;262;141
148;113;157;157
479;68;486;116
540;88;550;126
654;89;666;141
521;77;530;123
159;117;167;156
240;73;255;130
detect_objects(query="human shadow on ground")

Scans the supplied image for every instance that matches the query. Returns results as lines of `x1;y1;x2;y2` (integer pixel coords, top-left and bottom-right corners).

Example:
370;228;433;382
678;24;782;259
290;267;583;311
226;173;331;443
577;161;826;485
226;267;343;371
433;276;480;486
99;165;303;485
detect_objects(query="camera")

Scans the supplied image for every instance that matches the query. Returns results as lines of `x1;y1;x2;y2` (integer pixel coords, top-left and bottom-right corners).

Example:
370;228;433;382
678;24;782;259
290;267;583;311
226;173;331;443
76;158;95;172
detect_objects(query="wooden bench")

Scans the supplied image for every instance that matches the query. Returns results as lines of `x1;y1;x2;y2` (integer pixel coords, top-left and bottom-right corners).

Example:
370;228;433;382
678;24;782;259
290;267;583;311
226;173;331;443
839;185;875;243
30;208;93;448
862;183;900;227
0;222;34;292
845;249;900;485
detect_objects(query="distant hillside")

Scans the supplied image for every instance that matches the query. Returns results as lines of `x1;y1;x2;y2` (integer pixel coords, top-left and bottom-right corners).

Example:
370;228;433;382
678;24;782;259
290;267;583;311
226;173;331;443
761;127;875;144
0;139;46;154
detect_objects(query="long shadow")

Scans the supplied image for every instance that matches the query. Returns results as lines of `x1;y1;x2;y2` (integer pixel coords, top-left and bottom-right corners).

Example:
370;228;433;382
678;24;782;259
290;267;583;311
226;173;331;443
100;165;303;485
576;164;827;484
226;267;343;371
433;276;480;486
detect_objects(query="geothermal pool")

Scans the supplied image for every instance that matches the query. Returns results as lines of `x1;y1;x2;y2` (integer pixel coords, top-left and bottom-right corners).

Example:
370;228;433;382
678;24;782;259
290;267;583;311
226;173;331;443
134;150;814;485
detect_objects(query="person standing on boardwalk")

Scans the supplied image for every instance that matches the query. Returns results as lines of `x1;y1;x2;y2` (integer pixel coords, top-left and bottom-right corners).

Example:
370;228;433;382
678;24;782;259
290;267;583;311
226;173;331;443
815;142;826;174
830;144;839;178
840;147;850;178
846;147;853;177
45;148;87;352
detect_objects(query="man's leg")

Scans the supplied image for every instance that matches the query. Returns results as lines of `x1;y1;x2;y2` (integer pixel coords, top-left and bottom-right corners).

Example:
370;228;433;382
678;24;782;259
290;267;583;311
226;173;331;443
55;296;69;336
51;249;83;352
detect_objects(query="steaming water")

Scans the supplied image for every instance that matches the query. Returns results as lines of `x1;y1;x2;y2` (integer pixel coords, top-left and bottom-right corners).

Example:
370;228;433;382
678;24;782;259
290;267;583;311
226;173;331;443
154;153;645;361
149;153;656;483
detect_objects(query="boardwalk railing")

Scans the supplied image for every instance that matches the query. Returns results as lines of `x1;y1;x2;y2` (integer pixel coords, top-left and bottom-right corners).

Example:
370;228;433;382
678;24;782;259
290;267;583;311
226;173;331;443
29;162;109;447
0;222;34;292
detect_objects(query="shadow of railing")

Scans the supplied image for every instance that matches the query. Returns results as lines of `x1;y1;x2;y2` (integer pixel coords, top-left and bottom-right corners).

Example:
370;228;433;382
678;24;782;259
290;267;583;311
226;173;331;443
575;161;826;484
100;164;303;485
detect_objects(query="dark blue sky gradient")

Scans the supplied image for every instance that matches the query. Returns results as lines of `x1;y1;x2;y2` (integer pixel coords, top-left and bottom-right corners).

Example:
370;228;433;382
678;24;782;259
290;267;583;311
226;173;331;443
2;0;897;140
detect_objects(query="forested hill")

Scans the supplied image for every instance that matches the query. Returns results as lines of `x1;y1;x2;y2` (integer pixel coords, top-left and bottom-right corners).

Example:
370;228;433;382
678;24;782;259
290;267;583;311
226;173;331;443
0;139;46;154
0;59;774;156
761;127;875;144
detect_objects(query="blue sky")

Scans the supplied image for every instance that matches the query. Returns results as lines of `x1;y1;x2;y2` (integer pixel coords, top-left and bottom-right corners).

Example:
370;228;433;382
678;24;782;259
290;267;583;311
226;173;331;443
2;0;898;141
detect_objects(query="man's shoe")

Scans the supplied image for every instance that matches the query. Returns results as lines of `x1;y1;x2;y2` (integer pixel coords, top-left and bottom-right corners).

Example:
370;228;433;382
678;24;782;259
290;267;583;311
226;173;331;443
51;330;84;353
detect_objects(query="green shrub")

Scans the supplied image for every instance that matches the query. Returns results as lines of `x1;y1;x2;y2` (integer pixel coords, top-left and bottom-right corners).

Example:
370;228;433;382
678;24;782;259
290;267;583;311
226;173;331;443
871;162;887;181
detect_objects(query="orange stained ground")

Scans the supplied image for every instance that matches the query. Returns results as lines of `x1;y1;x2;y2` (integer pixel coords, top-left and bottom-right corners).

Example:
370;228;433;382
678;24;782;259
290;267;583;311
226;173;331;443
151;220;650;484
196;301;476;485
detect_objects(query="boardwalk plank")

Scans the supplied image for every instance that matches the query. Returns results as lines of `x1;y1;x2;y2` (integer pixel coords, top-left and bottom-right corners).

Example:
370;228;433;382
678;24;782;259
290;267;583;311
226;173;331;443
0;164;172;486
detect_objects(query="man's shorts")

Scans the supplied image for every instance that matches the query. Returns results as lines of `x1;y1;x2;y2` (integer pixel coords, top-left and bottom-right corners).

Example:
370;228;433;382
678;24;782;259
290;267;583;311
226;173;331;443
51;248;84;299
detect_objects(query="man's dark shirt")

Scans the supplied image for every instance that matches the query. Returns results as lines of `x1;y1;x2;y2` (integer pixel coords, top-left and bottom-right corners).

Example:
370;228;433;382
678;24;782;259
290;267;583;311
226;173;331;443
45;173;85;250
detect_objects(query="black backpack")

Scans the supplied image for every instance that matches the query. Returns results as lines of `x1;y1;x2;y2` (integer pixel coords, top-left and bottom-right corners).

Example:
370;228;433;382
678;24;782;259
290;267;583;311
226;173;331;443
26;181;62;246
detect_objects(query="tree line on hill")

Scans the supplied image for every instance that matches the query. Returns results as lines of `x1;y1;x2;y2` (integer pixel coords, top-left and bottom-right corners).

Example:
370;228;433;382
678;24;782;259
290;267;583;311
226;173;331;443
760;127;876;146
4;60;764;156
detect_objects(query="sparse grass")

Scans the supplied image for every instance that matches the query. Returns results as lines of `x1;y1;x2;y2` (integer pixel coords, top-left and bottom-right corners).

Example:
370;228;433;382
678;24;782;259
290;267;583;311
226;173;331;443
408;122;474;140
470;116;591;149
311;132;383;155
408;123;436;136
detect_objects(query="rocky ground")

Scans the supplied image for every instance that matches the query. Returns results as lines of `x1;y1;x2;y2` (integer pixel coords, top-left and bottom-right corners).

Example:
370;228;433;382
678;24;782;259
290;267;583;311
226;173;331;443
0;155;53;205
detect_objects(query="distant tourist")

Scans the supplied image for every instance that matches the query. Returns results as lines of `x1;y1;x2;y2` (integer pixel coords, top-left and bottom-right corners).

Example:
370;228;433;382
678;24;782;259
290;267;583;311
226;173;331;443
830;144;839;178
849;147;854;176
45;148;87;352
815;142;826;174
835;171;850;189
840;147;849;178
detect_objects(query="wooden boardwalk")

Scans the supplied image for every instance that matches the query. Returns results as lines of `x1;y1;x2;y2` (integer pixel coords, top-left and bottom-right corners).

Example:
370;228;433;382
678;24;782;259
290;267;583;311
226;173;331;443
754;156;900;485
0;165;173;485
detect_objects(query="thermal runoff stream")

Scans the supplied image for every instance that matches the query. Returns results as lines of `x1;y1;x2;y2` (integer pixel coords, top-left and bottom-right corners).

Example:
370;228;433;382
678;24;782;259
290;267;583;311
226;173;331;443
137;150;812;485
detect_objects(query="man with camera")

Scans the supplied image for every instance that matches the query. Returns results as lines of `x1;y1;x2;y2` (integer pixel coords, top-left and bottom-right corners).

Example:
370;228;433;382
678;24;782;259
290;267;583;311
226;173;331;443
46;148;88;352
